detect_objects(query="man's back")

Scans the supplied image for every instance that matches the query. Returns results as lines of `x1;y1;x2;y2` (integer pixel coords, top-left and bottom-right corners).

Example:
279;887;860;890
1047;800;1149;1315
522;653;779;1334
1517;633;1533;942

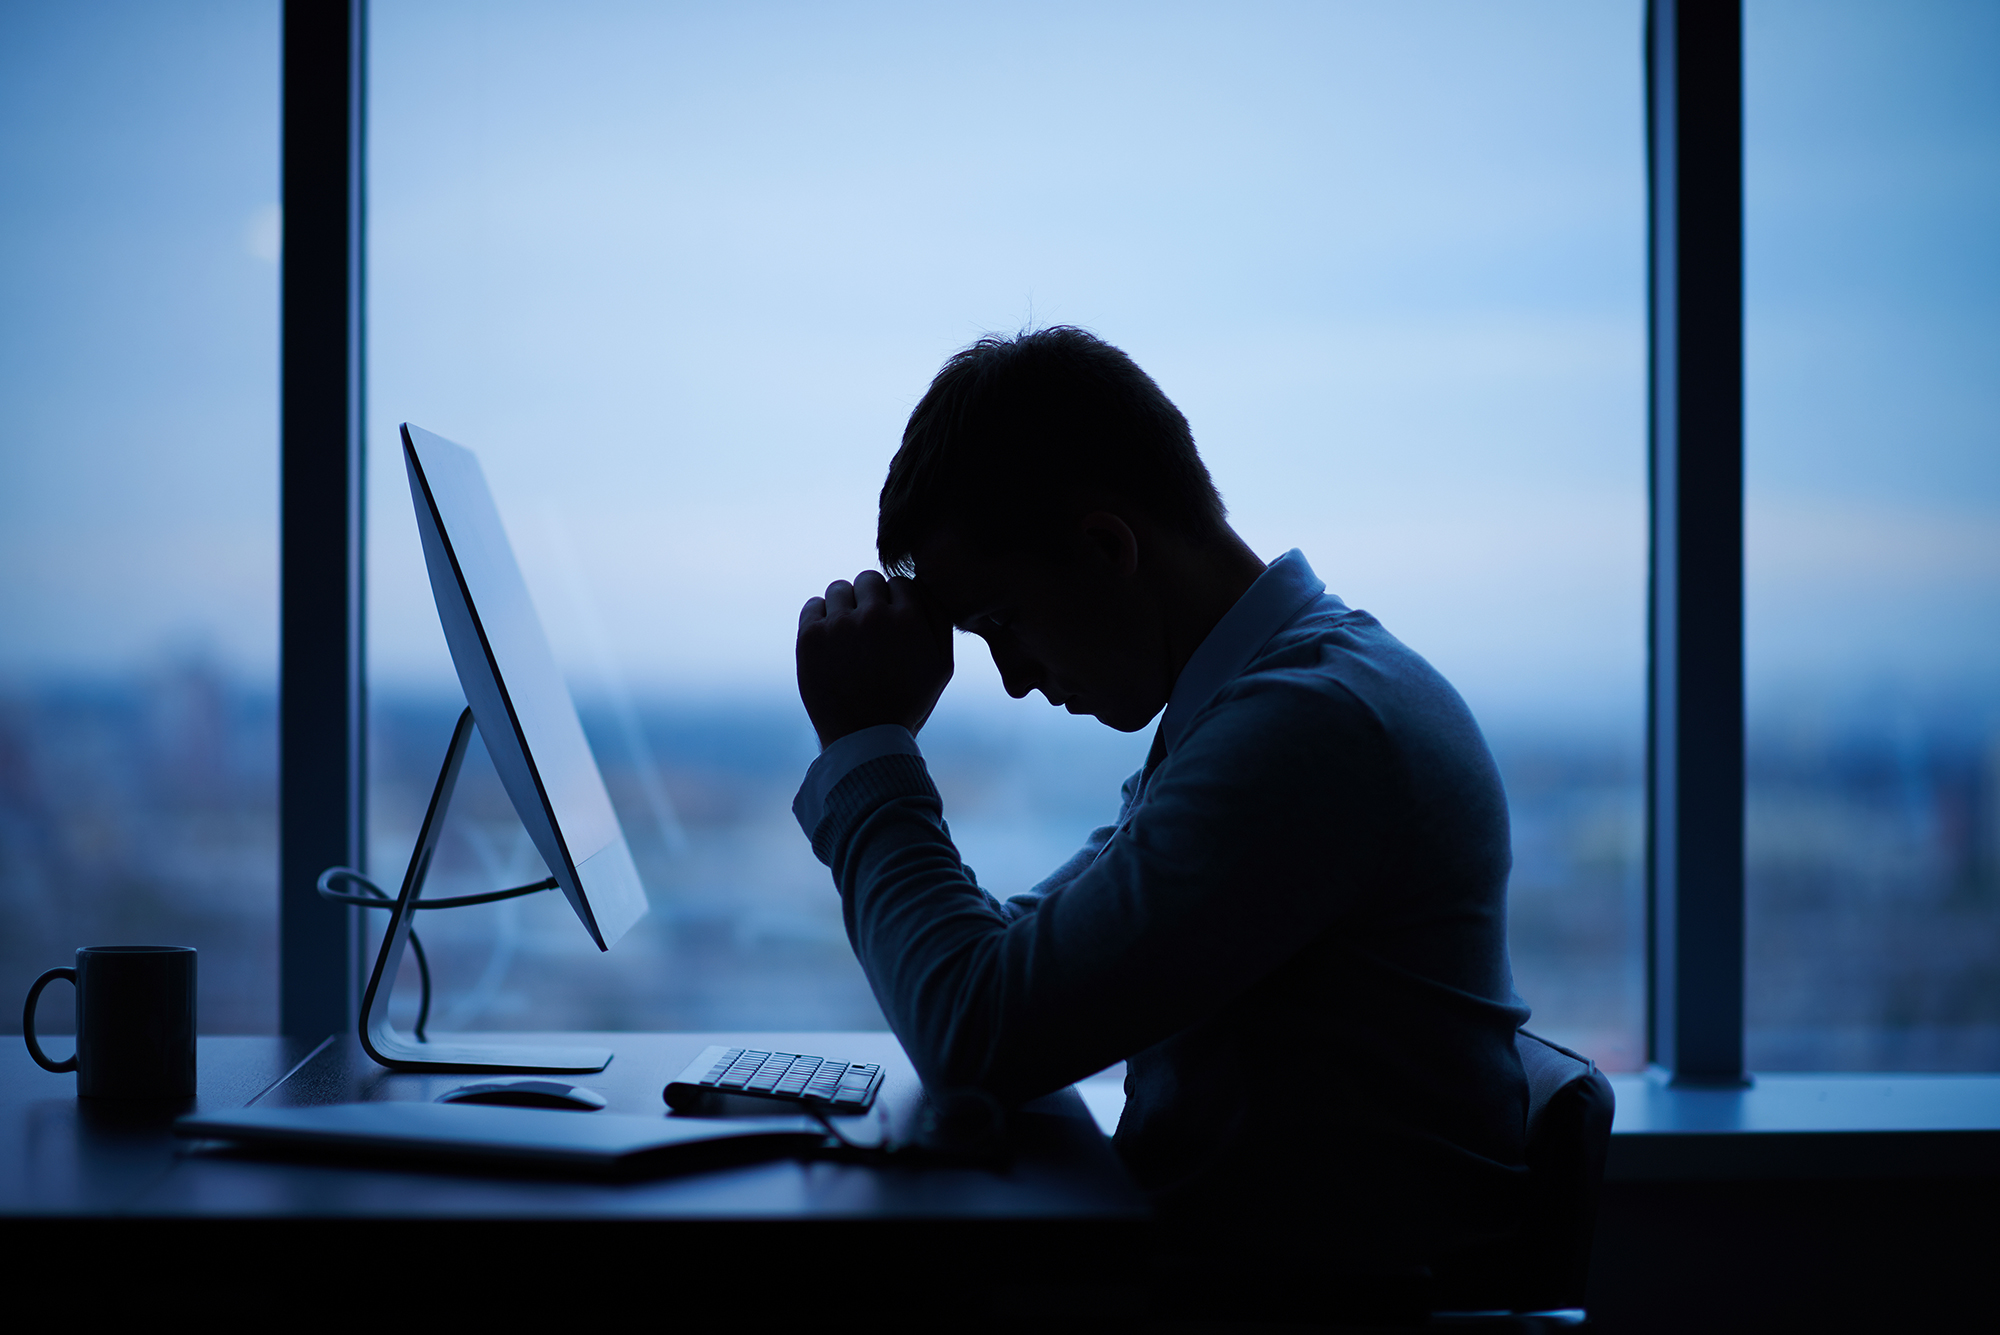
977;558;1528;1266
1107;582;1527;1267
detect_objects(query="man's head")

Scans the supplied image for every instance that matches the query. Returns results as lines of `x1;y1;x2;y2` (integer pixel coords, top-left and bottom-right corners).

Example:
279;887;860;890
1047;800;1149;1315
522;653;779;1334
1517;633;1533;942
875;329;1254;733
876;327;1227;578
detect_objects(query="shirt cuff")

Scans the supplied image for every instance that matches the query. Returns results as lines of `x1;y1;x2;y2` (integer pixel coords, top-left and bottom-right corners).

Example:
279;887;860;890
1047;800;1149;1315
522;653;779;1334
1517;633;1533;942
792;724;923;836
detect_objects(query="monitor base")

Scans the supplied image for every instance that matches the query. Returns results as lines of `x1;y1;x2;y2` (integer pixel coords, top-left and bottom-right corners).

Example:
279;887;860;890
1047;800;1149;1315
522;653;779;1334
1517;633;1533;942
363;1033;612;1076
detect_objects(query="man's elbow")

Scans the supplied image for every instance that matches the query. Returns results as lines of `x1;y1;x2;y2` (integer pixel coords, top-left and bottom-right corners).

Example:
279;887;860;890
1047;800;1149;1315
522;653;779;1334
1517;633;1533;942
889;973;1044;1105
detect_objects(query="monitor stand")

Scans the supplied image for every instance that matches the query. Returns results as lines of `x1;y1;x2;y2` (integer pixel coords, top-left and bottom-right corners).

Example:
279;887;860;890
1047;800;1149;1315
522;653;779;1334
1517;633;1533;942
357;707;612;1075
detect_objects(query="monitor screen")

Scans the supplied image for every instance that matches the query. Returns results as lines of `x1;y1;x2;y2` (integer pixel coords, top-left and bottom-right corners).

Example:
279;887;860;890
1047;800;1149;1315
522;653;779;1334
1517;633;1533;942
401;422;649;951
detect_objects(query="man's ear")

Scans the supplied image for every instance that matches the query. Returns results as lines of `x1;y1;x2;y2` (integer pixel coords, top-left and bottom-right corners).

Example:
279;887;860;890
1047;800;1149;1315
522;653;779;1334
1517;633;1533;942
1077;511;1140;579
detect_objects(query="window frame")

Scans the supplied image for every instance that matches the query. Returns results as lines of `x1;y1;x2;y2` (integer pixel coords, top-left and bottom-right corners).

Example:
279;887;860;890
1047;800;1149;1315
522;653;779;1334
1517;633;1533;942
278;0;366;1040
1646;0;1747;1085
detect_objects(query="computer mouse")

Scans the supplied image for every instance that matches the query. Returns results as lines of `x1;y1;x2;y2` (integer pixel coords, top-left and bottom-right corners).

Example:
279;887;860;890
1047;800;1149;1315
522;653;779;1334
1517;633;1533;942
436;1079;609;1111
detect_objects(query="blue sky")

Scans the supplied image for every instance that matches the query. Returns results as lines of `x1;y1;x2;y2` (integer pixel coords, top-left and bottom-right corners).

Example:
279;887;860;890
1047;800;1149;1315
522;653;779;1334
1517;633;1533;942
0;1;279;677
1;0;1993;736
365;0;1649;729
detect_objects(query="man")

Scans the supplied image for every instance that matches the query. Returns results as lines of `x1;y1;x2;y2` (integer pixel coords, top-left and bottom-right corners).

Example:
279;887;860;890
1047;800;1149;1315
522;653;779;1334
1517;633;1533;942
792;327;1530;1284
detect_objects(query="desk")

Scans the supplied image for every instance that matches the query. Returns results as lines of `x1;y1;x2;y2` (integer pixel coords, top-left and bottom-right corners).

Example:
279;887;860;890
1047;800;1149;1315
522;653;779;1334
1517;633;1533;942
3;1032;1150;1319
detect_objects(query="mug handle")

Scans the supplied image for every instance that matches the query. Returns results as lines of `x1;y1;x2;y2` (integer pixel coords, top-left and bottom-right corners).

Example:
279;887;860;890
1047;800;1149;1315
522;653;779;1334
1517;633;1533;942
23;967;78;1073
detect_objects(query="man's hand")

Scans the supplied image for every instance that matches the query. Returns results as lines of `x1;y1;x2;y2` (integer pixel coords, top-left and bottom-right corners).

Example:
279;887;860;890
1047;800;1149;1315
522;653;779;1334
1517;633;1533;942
797;570;954;749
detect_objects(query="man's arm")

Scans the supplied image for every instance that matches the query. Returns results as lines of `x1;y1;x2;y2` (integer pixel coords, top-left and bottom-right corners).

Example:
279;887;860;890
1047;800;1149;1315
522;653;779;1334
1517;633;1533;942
802;672;1396;1104
794;568;1394;1102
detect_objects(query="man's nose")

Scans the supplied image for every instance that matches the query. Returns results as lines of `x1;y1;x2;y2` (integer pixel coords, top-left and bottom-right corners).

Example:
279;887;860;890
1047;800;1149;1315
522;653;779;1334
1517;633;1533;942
985;639;1039;700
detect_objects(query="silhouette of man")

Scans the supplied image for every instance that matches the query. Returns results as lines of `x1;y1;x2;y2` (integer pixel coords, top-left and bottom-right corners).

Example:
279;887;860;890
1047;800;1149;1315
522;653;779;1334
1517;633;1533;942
792;327;1529;1292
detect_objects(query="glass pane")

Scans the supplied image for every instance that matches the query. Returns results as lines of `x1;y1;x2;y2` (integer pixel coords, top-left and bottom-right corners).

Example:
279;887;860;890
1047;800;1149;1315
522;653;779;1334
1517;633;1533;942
0;2;280;1033
367;1;1646;1064
1746;0;2000;1069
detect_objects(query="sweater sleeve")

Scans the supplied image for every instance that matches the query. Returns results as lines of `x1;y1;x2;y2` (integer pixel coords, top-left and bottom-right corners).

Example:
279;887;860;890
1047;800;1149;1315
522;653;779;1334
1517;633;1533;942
803;672;1397;1103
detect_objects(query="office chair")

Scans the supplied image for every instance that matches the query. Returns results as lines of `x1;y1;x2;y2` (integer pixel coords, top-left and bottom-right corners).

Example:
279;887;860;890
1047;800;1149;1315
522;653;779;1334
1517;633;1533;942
1429;1029;1616;1329
1512;1029;1614;1311
1154;1031;1615;1331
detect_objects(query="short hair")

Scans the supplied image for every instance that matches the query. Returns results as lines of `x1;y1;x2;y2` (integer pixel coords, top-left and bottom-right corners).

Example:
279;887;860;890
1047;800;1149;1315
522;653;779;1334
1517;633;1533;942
877;327;1227;576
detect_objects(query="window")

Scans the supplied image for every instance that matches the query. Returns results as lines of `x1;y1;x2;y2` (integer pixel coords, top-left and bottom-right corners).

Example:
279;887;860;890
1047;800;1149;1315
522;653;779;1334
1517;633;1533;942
34;5;1945;1078
362;1;1649;1059
0;1;281;1031
1744;0;2000;1070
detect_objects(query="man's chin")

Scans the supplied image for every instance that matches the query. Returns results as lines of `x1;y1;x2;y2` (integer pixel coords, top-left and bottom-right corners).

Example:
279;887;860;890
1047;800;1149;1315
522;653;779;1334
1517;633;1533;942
1088;703;1159;734
1041;692;1155;733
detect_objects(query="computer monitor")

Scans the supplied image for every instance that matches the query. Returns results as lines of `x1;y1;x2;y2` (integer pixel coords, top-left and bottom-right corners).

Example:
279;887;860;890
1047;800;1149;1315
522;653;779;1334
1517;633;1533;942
346;424;649;1073
403;423;648;950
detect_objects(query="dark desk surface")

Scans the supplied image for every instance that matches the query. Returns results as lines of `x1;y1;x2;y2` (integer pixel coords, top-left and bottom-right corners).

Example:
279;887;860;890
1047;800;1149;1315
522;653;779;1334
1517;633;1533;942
3;1031;1148;1225
5;1034;1150;1318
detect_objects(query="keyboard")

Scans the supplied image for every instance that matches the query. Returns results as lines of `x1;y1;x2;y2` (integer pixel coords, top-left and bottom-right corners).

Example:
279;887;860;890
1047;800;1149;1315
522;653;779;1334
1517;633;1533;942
664;1045;884;1114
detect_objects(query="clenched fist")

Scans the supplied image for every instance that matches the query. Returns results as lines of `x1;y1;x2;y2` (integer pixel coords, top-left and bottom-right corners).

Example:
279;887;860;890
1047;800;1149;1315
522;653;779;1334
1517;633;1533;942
796;570;954;749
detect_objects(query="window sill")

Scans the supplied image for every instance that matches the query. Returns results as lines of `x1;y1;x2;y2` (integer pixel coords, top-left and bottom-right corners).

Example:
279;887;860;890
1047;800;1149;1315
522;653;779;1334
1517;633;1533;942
1607;1072;2000;1180
1078;1068;2000;1179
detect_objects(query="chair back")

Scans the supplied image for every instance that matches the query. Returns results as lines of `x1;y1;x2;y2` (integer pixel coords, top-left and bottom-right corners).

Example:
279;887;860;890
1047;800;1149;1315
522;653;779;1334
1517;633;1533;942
1509;1029;1615;1311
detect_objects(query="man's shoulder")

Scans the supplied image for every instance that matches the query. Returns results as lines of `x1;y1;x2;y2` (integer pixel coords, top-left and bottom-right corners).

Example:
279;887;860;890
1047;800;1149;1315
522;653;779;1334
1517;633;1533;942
1239;592;1435;694
1175;604;1392;758
1204;592;1483;751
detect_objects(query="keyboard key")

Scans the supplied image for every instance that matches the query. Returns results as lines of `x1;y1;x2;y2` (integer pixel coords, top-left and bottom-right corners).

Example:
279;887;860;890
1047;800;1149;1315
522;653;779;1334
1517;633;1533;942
745;1055;793;1092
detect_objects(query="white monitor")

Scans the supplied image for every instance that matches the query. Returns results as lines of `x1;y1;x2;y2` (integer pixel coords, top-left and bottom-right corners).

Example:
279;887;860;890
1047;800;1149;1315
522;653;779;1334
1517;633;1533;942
401;422;649;951
343;424;648;1073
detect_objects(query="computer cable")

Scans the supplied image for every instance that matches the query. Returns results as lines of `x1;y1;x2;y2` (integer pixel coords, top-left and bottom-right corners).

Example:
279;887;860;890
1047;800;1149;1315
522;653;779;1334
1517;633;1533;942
801;1087;1009;1168
801;1097;894;1155
314;866;557;1041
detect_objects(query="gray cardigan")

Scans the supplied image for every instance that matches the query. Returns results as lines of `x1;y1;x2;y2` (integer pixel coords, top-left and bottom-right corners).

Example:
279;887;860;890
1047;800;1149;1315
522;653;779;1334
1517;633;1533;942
796;552;1531;1268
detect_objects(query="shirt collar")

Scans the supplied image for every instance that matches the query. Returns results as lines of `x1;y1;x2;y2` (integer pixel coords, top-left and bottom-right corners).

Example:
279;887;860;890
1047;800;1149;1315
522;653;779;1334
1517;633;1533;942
1155;549;1326;756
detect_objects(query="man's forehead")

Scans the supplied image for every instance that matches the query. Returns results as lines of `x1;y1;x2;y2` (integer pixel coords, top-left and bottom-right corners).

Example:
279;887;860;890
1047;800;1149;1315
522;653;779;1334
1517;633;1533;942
910;527;1039;626
909;530;995;623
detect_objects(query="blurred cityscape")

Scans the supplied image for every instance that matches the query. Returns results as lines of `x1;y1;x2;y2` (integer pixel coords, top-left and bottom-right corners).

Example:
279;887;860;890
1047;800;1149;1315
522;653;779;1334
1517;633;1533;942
0;667;279;1033
6;661;1995;1072
1744;694;2000;1070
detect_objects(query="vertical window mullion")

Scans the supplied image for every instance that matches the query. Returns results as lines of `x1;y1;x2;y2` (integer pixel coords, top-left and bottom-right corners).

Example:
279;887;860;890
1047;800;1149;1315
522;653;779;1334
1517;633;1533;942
279;0;367;1038
1646;0;1747;1085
